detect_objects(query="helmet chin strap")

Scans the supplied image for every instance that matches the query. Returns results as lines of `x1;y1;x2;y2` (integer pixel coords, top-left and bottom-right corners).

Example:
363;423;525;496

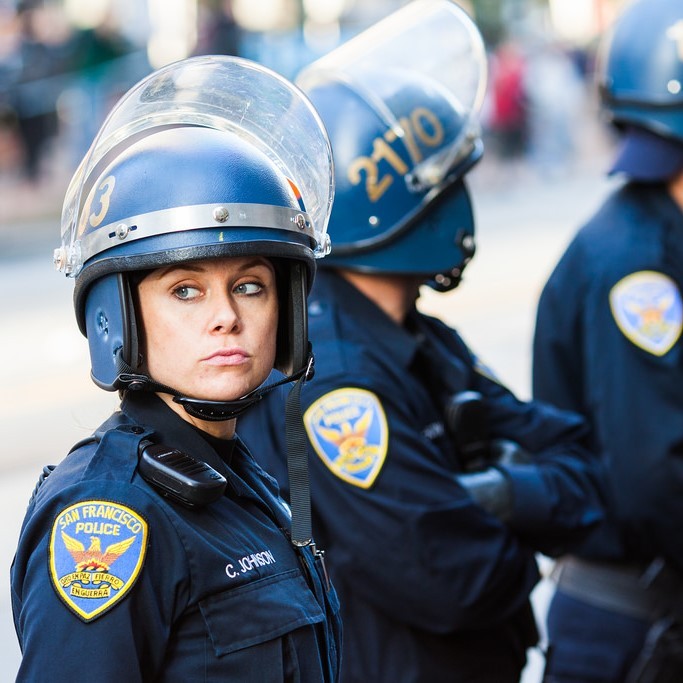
115;352;315;422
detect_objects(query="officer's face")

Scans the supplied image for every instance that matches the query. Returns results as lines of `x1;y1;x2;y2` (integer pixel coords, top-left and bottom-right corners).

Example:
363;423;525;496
137;256;278;405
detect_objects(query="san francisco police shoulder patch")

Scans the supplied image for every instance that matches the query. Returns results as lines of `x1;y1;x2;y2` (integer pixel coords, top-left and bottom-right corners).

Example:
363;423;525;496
304;388;389;489
609;270;683;356
49;500;148;622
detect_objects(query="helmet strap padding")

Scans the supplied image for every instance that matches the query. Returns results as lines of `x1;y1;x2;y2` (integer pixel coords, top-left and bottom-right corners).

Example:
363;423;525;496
119;273;141;372
275;260;310;375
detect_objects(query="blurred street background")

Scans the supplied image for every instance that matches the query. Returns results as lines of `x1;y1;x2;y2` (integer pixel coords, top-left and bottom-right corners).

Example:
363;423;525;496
0;0;628;680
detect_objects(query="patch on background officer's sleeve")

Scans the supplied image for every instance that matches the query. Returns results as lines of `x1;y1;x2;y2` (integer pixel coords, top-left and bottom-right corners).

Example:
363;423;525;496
49;500;148;622
609;271;682;356
304;388;389;489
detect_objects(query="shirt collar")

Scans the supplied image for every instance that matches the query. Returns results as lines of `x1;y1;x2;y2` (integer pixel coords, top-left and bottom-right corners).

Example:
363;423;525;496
121;391;235;477
314;270;422;369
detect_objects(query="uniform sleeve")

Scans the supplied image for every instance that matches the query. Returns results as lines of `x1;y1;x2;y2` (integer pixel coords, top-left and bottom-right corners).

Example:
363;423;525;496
11;480;189;682
471;369;606;557
245;378;539;634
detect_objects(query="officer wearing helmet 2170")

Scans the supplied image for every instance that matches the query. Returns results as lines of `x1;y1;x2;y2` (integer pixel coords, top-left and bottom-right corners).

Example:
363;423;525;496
239;2;606;681
10;56;341;682
532;0;683;681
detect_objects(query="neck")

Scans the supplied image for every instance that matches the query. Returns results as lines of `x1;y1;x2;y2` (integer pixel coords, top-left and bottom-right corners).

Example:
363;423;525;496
668;171;683;211
338;269;423;325
156;392;237;439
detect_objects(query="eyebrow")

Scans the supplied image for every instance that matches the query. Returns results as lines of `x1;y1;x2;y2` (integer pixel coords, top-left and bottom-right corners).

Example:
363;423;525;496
155;258;272;279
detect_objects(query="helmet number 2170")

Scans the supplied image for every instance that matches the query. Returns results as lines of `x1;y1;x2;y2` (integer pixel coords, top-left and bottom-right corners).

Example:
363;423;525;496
347;107;444;203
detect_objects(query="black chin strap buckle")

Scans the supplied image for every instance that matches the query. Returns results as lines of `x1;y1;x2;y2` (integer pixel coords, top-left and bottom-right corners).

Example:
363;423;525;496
174;394;263;422
118;373;152;392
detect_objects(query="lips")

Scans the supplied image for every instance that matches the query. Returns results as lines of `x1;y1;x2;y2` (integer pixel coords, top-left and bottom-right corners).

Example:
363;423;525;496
203;349;250;366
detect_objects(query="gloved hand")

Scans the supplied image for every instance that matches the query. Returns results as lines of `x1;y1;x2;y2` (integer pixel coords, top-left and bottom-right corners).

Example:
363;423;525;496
457;467;513;522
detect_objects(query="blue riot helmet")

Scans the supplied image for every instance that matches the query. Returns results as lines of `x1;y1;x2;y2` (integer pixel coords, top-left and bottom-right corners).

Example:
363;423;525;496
296;0;486;290
54;56;334;419
597;0;683;142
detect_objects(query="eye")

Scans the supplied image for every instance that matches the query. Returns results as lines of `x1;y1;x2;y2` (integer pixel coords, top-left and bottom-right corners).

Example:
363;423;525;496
234;282;263;295
173;285;201;301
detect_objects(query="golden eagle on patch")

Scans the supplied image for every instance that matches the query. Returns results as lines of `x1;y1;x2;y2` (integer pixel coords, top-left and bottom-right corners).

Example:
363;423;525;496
61;531;136;572
304;388;389;488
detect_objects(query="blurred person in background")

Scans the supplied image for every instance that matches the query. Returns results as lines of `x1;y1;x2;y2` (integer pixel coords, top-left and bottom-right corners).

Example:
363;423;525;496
240;3;607;681
8;1;71;182
523;37;584;178
193;0;242;57
533;0;683;681
59;7;140;164
11;55;341;681
486;38;529;161
0;6;22;173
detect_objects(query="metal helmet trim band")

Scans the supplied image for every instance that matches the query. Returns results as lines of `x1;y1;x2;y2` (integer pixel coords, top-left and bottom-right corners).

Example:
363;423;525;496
75;203;314;268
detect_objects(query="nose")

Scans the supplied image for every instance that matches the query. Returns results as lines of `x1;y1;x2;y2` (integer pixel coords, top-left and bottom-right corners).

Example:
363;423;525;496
209;291;241;334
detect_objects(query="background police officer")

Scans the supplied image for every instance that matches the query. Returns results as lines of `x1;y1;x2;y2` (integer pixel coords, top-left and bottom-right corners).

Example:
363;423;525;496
11;55;341;681
532;1;683;681
240;2;607;681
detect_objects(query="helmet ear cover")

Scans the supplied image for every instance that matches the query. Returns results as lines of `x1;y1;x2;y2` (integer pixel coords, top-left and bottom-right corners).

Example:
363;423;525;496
83;272;141;391
321;174;476;293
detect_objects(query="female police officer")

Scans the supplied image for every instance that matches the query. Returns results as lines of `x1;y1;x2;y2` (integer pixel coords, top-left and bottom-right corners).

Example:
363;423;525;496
10;55;341;681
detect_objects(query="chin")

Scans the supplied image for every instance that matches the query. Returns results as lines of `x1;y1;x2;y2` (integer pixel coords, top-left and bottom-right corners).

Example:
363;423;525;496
200;382;258;403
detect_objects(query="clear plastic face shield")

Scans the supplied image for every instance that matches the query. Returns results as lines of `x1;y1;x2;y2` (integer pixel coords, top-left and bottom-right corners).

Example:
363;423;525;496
55;56;334;277
296;0;487;193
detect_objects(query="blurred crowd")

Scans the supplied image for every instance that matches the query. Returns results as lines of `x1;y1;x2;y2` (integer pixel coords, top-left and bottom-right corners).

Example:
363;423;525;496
0;0;610;226
483;34;606;177
0;0;249;224
0;2;148;183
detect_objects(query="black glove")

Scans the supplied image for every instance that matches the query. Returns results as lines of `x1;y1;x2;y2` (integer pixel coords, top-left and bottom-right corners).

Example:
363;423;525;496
457;467;513;522
445;391;490;472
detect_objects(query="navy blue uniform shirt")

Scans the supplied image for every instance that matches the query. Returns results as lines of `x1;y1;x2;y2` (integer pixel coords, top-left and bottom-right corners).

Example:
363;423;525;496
240;269;605;683
533;182;683;569
11;392;341;682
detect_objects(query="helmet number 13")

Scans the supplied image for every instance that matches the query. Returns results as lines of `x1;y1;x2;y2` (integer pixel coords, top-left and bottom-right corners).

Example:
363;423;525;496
89;175;116;228
348;107;444;203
